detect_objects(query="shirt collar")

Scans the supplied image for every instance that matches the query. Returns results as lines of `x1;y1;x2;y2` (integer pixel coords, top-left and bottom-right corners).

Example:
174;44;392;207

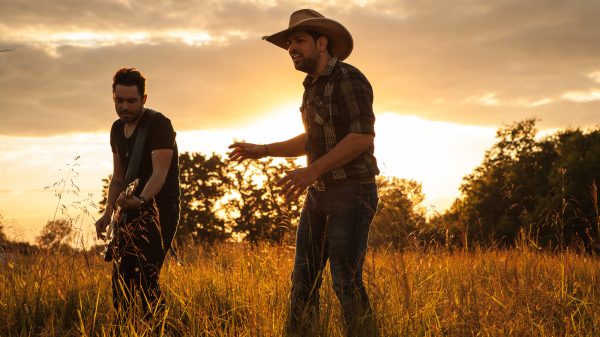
322;57;338;76
303;57;339;87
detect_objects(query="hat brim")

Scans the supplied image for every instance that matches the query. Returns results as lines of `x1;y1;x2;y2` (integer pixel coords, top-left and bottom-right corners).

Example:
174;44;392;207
262;18;353;61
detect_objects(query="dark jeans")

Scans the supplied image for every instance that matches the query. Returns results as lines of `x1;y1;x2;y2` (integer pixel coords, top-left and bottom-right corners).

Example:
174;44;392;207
287;182;379;336
111;199;179;319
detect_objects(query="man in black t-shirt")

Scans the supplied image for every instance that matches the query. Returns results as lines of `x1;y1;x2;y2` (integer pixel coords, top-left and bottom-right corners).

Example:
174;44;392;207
95;68;180;320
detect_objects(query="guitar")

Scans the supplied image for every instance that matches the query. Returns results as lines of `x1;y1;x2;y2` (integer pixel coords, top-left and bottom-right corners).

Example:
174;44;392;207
103;178;139;262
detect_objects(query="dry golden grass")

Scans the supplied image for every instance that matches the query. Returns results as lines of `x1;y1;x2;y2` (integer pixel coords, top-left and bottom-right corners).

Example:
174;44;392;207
0;244;599;336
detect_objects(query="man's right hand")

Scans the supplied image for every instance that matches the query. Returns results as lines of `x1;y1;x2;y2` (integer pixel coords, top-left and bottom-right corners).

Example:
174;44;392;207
228;142;267;161
95;212;112;240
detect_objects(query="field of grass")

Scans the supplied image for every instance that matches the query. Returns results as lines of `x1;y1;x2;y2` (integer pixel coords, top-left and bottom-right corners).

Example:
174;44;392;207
0;243;599;336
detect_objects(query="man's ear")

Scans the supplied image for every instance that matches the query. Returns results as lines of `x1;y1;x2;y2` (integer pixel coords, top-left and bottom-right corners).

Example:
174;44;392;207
317;36;329;53
142;94;148;105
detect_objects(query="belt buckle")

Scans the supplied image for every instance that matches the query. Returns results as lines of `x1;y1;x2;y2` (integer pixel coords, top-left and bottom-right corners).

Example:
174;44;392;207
313;180;325;191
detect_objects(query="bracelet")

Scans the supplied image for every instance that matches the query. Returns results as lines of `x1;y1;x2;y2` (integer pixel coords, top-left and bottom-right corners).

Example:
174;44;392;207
263;144;269;157
138;195;147;209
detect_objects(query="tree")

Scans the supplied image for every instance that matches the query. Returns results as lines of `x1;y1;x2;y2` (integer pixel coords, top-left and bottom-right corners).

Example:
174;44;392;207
369;176;427;249
36;218;74;251
98;175;111;214
225;157;302;244
448;119;547;245
178;152;232;244
445;119;600;250
0;213;7;244
533;129;600;249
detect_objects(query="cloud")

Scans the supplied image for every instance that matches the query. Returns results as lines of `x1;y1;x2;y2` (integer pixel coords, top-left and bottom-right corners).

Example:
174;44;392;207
1;0;600;136
355;1;600;125
561;90;600;103
0;40;302;136
464;93;554;108
589;71;600;83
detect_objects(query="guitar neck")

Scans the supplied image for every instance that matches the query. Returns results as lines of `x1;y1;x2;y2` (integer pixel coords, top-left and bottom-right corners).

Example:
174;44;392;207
109;178;139;226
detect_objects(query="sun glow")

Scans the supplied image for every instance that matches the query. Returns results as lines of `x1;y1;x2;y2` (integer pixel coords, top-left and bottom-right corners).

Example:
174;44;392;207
178;108;499;212
374;113;496;211
0;106;500;242
177;103;305;154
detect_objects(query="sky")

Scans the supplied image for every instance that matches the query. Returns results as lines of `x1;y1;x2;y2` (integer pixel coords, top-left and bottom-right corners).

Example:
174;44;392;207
1;0;599;243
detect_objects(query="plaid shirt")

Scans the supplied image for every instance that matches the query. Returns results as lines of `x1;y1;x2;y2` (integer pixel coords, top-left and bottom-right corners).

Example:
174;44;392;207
300;58;379;185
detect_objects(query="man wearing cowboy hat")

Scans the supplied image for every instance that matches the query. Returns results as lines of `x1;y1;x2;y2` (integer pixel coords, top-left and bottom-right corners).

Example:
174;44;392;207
229;9;379;336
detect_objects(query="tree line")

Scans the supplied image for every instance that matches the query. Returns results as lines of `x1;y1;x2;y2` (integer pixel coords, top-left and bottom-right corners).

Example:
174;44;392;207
2;119;598;252
97;155;426;248
434;119;600;251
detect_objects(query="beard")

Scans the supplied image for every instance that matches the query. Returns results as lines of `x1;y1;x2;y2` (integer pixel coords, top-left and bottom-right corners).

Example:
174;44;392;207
118;107;144;124
294;51;319;74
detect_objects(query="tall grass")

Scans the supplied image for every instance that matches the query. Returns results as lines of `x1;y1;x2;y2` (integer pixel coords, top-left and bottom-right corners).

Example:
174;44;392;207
0;243;598;336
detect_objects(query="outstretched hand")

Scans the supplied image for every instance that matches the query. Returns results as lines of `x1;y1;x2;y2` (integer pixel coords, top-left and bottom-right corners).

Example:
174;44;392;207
228;142;266;161
277;167;318;201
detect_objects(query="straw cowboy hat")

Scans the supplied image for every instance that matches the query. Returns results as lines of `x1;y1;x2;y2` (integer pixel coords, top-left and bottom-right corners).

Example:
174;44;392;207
262;9;354;60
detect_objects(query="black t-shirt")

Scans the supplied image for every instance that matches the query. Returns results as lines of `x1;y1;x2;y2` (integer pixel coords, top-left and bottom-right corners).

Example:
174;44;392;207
110;109;180;212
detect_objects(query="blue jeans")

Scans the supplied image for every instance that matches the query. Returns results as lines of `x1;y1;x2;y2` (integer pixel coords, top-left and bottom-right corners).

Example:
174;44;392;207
287;182;379;336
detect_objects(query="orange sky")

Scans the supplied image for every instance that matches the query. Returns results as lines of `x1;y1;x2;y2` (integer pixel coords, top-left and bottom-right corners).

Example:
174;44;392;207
1;0;599;242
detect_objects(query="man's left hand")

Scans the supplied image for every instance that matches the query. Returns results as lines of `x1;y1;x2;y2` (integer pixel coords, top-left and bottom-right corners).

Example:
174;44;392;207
116;191;143;209
277;167;318;201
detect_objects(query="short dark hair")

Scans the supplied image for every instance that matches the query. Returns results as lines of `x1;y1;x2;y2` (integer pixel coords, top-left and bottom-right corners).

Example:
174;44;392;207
112;68;146;97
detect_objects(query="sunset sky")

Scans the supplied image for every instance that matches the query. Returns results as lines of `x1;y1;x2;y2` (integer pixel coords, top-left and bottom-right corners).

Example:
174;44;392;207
1;0;599;243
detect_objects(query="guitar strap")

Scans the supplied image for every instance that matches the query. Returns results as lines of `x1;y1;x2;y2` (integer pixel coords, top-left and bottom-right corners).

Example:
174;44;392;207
125;109;156;184
104;109;156;262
